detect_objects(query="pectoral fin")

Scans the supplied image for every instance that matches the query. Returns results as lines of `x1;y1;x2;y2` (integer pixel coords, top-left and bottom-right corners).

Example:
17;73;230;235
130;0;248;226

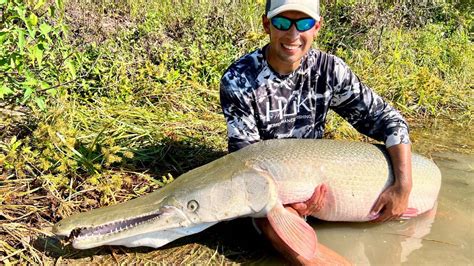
401;207;419;219
267;203;317;260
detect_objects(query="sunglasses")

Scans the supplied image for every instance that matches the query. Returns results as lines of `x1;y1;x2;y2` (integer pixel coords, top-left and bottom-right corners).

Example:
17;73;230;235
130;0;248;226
270;16;316;32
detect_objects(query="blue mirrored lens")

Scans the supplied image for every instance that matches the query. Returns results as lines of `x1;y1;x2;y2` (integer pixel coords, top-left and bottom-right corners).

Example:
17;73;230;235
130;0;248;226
271;17;292;31
271;17;316;32
295;18;316;31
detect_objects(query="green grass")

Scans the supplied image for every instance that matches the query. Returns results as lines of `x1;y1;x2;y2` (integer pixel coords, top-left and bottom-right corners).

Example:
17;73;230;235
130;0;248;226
0;0;473;264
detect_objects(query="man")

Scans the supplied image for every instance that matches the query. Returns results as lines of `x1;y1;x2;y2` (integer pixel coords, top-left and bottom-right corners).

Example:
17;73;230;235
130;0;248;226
220;0;412;264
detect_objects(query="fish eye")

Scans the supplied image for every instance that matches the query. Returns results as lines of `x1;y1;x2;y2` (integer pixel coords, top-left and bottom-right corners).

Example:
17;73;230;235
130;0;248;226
187;200;199;212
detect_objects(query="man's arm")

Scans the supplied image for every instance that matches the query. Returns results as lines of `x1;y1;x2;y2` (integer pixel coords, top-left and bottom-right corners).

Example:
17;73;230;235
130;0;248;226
328;56;413;220
220;72;260;152
371;143;412;222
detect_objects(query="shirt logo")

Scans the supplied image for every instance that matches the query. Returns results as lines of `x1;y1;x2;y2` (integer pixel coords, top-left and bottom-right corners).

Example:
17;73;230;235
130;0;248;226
265;91;316;121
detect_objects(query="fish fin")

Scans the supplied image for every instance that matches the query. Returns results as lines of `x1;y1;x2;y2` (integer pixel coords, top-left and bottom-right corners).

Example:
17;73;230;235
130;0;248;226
369;207;419;220
401;207;419;219
267;203;317;260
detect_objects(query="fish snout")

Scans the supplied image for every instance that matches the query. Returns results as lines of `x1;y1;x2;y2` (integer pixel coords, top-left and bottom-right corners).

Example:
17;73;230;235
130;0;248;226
52;219;75;236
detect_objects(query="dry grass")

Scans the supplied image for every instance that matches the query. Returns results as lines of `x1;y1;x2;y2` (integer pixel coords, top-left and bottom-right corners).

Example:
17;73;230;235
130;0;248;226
0;168;270;264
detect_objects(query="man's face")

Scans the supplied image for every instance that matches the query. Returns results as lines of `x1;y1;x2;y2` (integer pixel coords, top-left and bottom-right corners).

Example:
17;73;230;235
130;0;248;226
263;11;320;74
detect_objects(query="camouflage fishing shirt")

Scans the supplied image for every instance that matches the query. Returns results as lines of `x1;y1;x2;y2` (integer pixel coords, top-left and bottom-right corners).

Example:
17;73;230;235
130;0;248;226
220;46;410;152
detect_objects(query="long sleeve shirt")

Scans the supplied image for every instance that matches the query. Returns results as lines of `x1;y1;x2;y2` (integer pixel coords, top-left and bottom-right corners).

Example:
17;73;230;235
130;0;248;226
220;46;410;152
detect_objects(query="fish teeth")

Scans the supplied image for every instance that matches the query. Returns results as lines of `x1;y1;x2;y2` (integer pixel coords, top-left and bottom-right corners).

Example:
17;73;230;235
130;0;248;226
74;211;163;241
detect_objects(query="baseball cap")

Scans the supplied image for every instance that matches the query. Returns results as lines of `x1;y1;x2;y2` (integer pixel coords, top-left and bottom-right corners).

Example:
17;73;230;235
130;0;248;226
265;0;320;21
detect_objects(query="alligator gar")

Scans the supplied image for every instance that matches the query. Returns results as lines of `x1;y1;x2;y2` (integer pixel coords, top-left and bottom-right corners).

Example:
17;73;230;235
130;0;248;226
53;139;441;260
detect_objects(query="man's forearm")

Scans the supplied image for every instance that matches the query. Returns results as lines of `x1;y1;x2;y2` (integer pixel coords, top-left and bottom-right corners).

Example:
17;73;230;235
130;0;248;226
387;143;413;193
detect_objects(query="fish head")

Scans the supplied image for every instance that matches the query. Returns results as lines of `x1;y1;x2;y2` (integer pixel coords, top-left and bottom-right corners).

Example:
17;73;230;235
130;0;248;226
53;156;275;249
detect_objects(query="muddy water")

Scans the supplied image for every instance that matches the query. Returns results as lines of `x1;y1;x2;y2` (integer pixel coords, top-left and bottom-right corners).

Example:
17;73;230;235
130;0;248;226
261;124;474;265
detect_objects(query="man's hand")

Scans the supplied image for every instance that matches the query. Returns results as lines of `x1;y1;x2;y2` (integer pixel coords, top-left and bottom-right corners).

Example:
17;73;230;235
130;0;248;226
371;143;412;222
288;184;327;217
370;183;410;222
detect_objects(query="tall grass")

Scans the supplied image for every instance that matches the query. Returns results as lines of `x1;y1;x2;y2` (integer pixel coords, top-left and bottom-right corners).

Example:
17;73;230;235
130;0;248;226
0;0;472;264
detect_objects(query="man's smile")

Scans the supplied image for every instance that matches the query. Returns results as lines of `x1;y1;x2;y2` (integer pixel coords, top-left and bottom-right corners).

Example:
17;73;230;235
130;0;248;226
282;43;302;50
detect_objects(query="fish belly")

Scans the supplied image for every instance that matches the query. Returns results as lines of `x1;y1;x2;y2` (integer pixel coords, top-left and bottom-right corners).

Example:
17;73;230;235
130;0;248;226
241;140;441;222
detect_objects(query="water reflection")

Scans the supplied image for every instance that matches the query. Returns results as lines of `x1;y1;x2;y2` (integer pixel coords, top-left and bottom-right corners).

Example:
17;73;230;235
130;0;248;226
398;206;437;263
310;204;437;265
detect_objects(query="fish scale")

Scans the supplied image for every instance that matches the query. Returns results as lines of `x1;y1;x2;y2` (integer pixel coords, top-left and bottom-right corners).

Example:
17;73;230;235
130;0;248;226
238;139;441;221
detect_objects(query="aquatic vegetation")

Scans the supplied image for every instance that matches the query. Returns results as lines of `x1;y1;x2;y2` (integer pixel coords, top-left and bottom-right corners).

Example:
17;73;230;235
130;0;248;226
0;0;472;264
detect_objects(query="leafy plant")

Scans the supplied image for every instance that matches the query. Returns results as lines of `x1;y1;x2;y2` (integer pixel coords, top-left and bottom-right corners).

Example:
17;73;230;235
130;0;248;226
0;0;83;109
